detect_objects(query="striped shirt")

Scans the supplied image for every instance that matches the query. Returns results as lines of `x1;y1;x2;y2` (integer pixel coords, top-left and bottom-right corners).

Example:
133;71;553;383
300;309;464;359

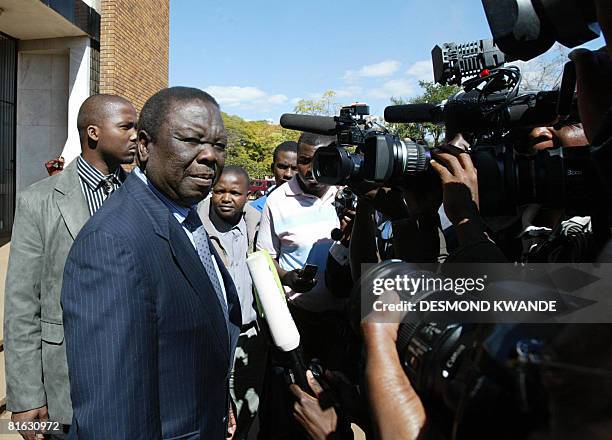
257;176;344;312
76;156;126;216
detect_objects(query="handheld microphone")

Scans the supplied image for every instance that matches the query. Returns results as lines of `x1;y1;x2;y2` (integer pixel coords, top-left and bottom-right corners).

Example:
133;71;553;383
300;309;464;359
246;251;310;392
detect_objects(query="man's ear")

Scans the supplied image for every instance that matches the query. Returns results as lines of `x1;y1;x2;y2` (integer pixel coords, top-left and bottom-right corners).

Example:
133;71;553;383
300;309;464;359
137;130;151;163
270;162;275;174
87;125;100;142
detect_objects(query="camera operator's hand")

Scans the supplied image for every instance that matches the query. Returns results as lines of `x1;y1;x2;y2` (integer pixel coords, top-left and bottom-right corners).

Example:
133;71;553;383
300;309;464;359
282;268;317;293
570;47;612;142
430;144;479;226
290;371;338;440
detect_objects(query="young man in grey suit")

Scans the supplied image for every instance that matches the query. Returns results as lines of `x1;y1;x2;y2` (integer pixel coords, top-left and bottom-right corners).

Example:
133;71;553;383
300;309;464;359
3;94;138;439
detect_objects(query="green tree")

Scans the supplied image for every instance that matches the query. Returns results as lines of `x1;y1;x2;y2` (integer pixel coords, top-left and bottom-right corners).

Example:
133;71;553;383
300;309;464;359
293;90;340;116
387;81;460;146
221;113;299;179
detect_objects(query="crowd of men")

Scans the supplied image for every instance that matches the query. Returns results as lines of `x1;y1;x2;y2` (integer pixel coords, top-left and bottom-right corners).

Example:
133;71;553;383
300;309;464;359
3;1;612;439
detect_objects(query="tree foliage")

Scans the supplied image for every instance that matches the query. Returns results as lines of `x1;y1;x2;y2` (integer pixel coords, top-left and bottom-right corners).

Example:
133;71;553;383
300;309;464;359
386;81;460;146
222;113;299;179
293;90;340;116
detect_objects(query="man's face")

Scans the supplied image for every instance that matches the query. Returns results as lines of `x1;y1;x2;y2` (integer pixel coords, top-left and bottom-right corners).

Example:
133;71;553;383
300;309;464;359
296;142;328;195
271;150;297;186
528;123;588;151
96;102;138;165
143;100;227;207
211;172;248;224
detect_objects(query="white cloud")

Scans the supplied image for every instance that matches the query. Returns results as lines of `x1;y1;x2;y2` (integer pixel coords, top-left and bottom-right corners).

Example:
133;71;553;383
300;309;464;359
406;60;433;82
368;79;415;99
344;60;401;80
204;85;288;109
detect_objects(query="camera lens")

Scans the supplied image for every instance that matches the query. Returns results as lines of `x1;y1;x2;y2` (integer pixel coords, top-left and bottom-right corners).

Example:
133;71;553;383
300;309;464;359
363;134;432;183
312;145;363;185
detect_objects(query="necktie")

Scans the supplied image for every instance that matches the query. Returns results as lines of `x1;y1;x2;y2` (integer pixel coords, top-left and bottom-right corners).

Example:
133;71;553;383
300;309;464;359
183;208;229;322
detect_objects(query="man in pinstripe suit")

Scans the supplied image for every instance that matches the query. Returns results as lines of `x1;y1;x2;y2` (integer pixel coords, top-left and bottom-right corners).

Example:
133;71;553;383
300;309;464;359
61;87;241;440
4;94;137;440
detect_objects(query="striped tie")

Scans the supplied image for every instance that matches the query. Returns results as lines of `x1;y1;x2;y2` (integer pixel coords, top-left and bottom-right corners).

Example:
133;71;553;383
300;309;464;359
183;208;229;322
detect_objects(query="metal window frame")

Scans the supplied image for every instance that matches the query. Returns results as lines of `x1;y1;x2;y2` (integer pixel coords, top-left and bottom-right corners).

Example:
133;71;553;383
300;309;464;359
0;30;17;238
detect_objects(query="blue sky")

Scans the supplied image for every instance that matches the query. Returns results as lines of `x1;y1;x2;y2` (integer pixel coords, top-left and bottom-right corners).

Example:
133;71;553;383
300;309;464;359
169;0;604;122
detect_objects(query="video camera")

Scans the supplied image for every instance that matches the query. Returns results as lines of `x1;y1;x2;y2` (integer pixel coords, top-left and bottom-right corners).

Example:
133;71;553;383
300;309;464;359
280;104;432;187
386;37;578;137
385;37;604;216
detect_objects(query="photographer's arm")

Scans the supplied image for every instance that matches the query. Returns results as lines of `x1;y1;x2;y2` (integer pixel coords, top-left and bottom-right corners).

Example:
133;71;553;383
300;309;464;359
363;322;426;440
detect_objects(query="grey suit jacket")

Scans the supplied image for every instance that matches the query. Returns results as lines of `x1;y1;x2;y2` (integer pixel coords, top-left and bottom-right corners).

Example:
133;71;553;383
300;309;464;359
4;160;89;424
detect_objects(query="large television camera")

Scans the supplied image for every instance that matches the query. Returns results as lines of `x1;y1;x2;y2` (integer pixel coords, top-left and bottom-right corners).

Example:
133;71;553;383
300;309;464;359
279;104;432;187
384;38;605;216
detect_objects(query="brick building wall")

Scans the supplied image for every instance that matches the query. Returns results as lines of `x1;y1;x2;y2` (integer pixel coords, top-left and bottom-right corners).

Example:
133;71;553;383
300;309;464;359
99;0;169;111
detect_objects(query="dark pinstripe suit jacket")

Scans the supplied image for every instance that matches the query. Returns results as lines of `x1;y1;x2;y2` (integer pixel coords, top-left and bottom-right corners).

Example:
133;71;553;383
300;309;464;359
61;172;242;440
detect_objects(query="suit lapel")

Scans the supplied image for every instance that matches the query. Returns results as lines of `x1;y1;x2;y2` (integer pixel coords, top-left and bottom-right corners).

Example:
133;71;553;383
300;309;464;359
125;173;232;361
168;219;230;361
55;161;90;240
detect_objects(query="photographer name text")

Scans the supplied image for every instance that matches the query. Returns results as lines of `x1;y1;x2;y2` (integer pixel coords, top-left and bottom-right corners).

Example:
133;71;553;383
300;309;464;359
373;299;557;313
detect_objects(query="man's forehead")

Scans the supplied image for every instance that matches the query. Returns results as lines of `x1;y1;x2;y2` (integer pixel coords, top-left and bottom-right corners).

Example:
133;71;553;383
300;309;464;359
168;100;223;129
276;152;297;163
216;172;248;187
105;101;136;121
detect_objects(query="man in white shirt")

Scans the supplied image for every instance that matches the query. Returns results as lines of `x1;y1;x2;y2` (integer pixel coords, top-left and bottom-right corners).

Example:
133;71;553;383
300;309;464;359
256;129;351;360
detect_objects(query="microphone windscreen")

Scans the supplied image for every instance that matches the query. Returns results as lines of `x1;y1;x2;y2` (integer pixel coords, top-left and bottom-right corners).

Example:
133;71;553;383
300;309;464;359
246;251;300;352
280;113;337;135
384;104;442;123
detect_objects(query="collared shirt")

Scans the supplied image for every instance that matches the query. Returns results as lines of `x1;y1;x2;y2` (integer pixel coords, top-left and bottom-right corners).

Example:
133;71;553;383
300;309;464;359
76;156;126;216
207;207;256;324
133;167;227;305
257;176;343;312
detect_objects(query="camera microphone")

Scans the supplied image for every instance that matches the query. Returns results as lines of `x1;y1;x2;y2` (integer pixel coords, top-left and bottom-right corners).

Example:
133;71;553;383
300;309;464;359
384;103;443;124
280;113;338;135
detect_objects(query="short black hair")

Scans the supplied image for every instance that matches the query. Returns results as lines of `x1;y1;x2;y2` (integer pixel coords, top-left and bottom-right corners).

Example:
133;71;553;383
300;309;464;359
138;87;219;143
77;94;134;139
272;141;298;163
297;132;335;152
220;165;249;189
